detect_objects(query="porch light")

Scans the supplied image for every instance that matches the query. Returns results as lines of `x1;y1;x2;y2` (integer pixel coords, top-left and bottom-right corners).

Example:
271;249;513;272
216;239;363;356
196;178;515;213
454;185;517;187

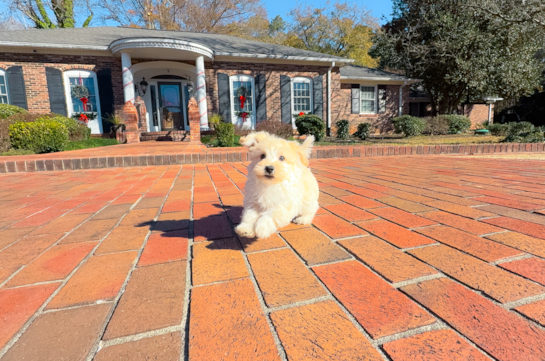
138;77;148;96
187;82;195;98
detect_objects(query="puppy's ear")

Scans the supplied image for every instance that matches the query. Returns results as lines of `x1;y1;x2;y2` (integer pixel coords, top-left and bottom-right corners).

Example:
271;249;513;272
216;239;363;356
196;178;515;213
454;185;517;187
240;132;266;151
292;135;314;167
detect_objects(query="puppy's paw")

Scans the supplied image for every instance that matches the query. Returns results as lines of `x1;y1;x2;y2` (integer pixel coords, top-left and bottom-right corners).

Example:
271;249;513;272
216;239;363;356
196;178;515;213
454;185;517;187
254;217;276;240
235;224;255;238
293;214;314;225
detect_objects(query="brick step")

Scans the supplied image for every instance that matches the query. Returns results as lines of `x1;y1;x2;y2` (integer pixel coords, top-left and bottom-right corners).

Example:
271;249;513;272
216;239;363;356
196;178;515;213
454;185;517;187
140;131;190;142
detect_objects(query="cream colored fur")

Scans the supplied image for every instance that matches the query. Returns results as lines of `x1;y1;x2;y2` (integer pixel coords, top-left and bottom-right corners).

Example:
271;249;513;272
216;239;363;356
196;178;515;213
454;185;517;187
235;131;319;240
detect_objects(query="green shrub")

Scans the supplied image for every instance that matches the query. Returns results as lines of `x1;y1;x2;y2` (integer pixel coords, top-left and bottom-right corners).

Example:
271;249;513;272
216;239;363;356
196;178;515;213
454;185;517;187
423;116;449;135
208;113;222;129
443;115;472;134
215;122;235;147
255;119;293;139
392;115;426;137
9;120;69;153
335;120;349;139
0;104;26;120
5;112;90;141
501;121;544;143
295;115;326;141
354;123;371;140
487;123;509;136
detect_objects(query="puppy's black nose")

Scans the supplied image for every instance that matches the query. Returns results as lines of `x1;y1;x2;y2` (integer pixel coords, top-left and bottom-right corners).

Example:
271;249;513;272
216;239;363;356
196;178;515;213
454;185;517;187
264;166;274;174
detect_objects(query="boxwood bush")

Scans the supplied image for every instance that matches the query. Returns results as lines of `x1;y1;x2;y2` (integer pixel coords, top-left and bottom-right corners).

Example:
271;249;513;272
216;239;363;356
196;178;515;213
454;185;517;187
443;115;472;134
10;120;69;153
392;115;426;137
354;123;371;140
335;120;349;139
487;123;510;136
501;121;544;143
423;116;449;135
0;104;26;120
215;122;235;147
255;119;293;139
295;115;326;141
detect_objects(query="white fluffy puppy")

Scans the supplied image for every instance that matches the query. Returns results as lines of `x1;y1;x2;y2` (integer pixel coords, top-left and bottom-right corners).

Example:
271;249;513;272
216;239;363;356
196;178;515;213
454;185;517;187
235;131;319;240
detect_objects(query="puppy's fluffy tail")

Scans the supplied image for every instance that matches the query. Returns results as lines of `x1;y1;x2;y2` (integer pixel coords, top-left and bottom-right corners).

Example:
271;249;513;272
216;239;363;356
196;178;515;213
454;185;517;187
300;135;315;158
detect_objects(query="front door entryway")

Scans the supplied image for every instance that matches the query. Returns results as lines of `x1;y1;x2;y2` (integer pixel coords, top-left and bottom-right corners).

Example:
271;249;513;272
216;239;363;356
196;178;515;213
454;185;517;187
157;82;186;130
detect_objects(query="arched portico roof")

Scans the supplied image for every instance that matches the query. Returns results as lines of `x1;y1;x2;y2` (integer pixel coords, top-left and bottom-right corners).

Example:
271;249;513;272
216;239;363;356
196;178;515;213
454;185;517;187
109;37;214;61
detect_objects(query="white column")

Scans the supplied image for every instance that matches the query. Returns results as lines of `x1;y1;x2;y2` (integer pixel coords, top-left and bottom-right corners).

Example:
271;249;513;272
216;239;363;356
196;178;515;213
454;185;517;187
121;52;135;104
196;56;209;130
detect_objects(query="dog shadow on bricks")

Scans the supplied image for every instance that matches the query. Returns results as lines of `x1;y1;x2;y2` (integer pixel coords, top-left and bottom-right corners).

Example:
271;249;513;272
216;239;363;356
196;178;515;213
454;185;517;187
135;204;256;250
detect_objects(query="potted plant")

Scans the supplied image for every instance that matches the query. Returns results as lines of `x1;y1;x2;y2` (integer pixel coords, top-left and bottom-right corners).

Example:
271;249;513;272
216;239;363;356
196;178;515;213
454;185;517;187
104;113;125;142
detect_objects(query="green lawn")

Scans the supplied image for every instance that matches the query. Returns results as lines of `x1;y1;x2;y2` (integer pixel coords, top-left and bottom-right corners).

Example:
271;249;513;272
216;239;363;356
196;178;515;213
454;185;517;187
1;138;118;156
64;138;118;150
315;134;503;146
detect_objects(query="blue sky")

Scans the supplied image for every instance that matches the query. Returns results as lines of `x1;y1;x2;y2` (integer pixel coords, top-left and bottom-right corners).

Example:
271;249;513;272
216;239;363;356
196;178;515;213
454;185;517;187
263;0;394;23
1;0;395;27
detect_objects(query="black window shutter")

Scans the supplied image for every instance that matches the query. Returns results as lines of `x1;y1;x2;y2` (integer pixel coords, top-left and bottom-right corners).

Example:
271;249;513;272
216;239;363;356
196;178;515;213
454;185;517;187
313;75;323;118
217;73;231;123
97;69;114;117
255;74;267;123
45;67;67;116
351;84;360;114
7;66;28;110
280;75;291;124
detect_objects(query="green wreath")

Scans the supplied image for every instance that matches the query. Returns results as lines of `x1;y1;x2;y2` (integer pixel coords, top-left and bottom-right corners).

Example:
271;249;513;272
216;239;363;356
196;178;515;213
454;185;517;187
236;86;248;97
71;85;89;99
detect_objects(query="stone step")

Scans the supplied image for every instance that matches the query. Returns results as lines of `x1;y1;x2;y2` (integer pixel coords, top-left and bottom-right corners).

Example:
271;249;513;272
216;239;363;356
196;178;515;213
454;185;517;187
140;131;190;142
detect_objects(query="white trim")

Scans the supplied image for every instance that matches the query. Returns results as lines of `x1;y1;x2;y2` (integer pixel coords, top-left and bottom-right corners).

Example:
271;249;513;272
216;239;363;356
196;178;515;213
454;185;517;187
291;77;313;128
341;76;421;83
63;69;103;134
360;85;378;115
0;41;108;50
0;68;9;105
214;51;351;63
109;38;214;60
229;74;255;129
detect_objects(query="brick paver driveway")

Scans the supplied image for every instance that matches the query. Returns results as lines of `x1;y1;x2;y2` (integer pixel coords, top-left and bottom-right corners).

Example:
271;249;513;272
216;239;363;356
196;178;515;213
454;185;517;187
1;155;545;360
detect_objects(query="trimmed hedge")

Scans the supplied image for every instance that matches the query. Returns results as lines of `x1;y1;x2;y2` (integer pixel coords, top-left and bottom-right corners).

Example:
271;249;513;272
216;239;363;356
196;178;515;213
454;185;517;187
392;115;426;137
0;104;26;120
10;120;69;153
487;123;509;136
354;123;371;140
295;115;326;141
443;115;472;134
501;121;544;143
215;122;235;147
336;120;349;139
423;116;449;135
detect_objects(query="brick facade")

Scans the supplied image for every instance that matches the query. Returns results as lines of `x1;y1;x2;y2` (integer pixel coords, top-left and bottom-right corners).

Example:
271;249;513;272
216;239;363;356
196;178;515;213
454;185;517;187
0;53;410;136
0;53;124;114
462;104;491;127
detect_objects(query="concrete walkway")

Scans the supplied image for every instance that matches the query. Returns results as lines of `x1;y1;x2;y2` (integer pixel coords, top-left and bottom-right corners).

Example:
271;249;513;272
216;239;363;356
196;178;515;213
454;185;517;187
0;155;544;360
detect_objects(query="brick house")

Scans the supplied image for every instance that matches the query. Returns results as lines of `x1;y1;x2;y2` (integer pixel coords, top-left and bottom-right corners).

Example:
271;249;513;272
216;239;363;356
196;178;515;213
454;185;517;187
0;27;419;138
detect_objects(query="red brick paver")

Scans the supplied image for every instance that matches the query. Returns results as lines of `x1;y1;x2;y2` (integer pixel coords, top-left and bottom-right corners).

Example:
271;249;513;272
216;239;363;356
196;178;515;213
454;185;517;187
2;155;545;360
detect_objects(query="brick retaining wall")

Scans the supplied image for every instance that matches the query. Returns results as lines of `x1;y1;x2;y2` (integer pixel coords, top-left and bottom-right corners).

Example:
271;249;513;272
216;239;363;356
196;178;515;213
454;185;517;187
1;142;543;173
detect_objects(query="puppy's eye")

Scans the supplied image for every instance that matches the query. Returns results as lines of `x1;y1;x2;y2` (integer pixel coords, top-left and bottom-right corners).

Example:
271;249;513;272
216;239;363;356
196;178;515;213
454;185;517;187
260;154;266;159
279;156;285;161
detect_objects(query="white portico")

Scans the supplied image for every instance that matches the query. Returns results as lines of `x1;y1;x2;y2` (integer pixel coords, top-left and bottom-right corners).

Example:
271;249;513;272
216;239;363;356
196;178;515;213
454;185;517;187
110;38;212;132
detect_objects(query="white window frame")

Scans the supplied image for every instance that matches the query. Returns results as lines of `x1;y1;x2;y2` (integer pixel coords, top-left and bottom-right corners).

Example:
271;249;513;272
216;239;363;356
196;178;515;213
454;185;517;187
63;69;103;134
0;68;9;105
360;85;378;114
291;77;313;115
229;74;255;129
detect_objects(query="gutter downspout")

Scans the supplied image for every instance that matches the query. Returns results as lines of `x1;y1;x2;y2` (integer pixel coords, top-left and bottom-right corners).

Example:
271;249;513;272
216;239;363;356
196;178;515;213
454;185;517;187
327;61;335;135
399;81;408;116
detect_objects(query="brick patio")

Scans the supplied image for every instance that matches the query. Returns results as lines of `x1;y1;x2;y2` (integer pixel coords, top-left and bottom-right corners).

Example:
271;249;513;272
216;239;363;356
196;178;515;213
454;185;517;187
1;155;545;360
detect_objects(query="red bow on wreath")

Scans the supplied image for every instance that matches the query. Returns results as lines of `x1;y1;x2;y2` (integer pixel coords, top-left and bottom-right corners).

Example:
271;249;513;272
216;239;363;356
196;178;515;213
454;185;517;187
79;114;89;124
299;112;305;116
239;95;246;109
240;112;249;122
80;97;88;112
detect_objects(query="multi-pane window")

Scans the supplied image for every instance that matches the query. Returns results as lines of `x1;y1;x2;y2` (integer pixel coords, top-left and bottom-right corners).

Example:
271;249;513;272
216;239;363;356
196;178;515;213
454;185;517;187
292;78;312;112
69;77;98;113
0;70;9;104
360;86;376;114
232;80;253;112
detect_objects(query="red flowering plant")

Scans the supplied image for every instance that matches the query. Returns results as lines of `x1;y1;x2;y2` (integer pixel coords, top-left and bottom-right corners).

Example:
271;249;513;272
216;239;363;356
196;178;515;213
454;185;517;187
293;111;310;118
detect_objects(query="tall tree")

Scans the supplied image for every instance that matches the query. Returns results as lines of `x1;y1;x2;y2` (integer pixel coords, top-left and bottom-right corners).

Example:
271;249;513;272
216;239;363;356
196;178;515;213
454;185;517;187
284;1;379;67
467;0;545;30
99;0;265;32
371;0;545;115
12;0;93;28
